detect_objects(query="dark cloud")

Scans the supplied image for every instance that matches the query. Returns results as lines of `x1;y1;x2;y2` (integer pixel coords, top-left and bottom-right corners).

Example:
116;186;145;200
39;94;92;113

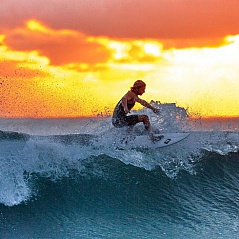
1;0;239;41
3;22;110;65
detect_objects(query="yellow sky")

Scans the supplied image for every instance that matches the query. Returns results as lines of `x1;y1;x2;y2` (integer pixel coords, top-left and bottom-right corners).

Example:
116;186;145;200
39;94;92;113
0;19;239;118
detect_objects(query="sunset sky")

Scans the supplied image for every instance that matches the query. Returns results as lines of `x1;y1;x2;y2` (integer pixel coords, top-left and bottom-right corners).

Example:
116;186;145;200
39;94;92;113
1;0;239;118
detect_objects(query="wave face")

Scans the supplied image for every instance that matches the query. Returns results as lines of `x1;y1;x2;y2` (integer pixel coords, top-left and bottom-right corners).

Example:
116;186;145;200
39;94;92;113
0;112;239;238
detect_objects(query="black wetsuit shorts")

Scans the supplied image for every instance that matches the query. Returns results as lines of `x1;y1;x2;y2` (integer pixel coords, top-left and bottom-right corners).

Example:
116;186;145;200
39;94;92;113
112;100;139;128
112;114;139;128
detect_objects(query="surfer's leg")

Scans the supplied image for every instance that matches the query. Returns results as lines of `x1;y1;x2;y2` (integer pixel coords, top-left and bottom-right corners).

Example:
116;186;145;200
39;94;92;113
125;115;139;127
138;115;159;141
138;115;151;131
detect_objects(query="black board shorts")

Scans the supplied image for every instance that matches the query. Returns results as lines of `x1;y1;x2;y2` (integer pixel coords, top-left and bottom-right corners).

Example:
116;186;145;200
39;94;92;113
112;115;139;128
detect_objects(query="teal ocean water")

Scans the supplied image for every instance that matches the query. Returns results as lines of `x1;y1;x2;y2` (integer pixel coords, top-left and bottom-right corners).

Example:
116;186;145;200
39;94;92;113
0;109;239;238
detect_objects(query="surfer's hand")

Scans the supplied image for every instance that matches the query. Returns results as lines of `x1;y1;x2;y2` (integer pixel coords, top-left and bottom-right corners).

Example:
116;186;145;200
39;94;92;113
152;108;160;115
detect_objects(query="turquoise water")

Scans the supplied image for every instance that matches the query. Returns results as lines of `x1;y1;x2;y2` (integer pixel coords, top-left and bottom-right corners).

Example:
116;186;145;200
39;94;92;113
0;115;239;238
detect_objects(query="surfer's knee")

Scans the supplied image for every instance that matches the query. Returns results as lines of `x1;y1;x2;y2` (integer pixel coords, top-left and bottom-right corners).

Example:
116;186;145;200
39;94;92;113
138;115;150;130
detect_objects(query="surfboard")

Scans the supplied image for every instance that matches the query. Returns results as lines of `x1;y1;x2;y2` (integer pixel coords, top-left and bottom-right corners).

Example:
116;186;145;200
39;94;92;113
117;132;190;149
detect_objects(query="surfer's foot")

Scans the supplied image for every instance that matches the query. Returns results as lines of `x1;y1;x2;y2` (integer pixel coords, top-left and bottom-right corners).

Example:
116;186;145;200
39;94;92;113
155;135;164;141
149;133;164;142
149;133;163;142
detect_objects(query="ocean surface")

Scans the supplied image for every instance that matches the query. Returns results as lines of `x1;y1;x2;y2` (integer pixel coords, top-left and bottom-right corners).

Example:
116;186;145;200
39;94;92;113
0;108;239;239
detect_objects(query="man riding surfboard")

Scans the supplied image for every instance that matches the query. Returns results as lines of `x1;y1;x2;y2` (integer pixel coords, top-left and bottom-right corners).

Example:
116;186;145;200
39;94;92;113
112;80;160;141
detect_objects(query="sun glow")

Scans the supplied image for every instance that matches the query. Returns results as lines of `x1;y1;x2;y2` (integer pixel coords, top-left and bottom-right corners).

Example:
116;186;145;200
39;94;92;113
27;20;49;32
1;19;239;118
107;41;131;60
141;42;162;57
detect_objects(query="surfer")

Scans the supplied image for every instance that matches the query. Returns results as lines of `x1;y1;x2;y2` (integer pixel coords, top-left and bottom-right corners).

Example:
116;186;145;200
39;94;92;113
112;80;160;141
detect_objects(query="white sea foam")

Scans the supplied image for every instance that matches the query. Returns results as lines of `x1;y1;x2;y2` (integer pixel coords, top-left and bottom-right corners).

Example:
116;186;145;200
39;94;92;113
0;106;238;206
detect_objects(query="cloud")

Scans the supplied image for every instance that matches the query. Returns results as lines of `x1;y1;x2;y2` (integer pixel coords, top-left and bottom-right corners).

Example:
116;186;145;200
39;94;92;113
1;0;239;45
0;59;49;80
2;20;168;67
3;20;110;66
0;40;51;82
1;16;239;117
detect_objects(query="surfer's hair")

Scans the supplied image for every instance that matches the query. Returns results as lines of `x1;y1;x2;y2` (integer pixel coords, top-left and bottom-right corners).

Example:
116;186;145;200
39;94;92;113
131;80;146;92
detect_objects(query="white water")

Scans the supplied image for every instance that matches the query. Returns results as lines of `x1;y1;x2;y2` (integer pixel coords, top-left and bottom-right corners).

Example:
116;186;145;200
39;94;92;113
0;107;239;206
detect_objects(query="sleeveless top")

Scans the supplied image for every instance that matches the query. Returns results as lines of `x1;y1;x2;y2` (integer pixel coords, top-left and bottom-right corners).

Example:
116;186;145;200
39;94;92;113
112;99;135;124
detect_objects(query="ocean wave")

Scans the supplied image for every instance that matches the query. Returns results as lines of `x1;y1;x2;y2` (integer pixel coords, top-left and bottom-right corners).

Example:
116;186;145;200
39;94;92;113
0;105;238;207
1;153;239;239
0;129;238;207
0;130;30;141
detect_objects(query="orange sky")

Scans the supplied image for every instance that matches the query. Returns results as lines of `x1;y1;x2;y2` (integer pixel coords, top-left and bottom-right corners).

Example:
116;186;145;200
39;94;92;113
1;0;239;118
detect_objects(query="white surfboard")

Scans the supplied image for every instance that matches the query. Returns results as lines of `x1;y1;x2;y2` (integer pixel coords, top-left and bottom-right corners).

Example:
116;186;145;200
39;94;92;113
117;132;190;149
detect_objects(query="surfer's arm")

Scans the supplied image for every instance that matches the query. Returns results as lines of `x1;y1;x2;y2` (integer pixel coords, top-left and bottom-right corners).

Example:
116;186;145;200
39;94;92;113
136;97;160;114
